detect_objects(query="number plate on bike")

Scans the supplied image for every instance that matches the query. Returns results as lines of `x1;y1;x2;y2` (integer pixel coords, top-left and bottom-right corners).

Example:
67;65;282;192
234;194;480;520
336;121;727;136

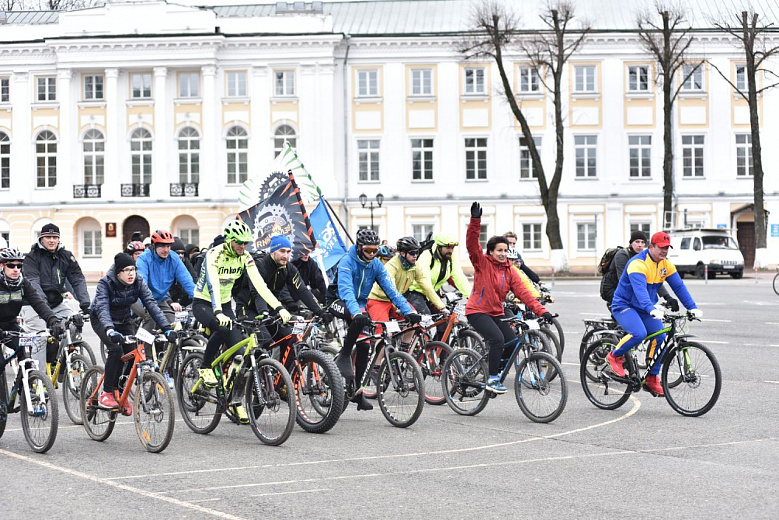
175;311;189;322
291;321;307;334
385;321;401;334
454;302;467;315
525;319;540;330
421;315;434;327
135;327;156;344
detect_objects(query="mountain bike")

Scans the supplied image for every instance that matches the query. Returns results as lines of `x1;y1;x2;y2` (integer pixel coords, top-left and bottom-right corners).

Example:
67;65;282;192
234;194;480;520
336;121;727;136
80;330;175;453
147;311;206;389
421;295;486;359
580;311;721;417
506;302;562;361
176;316;295;446
0;331;58;453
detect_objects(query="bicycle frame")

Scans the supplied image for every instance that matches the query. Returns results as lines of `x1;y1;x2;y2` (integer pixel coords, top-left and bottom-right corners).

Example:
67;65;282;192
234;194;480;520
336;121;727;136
48;315;89;387
2;334;49;414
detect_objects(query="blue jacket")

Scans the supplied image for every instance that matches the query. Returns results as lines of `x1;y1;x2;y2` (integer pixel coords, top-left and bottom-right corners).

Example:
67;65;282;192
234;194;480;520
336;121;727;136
336;246;413;317
91;267;170;333
136;248;195;303
612;249;696;314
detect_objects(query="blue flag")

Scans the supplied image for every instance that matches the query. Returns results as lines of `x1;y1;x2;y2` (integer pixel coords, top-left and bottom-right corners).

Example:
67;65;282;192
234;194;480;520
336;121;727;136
309;198;347;271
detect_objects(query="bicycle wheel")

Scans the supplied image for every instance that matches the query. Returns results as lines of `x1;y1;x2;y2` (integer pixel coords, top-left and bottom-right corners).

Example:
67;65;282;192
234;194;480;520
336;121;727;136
376;350;424;428
542;317;565;355
245;358;295;446
80;366;116;441
449;329;486;357
62;354;91;425
20;370;58;453
176;353;222;435
0;370;7;439
514;352;567;423
442;348;489;416
774;273;779;296
662;342;722;417
417;341;453;405
580;340;632;410
134;371;175;453
294;349;345;434
536;327;561;361
72;341;97;366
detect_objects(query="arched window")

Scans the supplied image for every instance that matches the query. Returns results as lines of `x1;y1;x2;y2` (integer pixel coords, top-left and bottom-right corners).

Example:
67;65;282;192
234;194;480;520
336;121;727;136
36;130;57;188
0;132;9;189
178;127;200;183
78;218;102;258
226;126;248;184
130;128;152;184
274;124;296;158
83;129;105;184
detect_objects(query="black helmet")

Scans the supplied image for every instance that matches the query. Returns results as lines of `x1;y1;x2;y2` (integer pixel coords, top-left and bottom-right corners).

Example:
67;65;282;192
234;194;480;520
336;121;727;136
396;236;421;252
378;244;395;258
356;228;380;247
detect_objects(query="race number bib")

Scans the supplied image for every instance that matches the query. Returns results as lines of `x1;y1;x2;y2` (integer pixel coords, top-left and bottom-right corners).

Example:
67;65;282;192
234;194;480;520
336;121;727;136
291;321;307;335
454;302;467;315
385;321;401;334
136;327;156;344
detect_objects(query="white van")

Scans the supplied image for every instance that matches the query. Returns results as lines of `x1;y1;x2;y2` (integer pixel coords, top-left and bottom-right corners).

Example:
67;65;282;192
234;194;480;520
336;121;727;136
667;228;745;279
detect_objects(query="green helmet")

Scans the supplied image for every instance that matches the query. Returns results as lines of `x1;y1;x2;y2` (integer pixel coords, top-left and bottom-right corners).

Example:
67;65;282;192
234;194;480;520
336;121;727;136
224;220;253;243
434;233;459;247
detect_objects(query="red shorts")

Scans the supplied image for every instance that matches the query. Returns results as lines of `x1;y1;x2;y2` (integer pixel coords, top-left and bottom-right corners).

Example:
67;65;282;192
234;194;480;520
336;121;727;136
366;299;415;334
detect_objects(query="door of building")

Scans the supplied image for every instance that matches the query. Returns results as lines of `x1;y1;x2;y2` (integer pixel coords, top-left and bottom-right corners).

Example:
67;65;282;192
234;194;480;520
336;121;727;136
737;222;755;270
123;215;150;248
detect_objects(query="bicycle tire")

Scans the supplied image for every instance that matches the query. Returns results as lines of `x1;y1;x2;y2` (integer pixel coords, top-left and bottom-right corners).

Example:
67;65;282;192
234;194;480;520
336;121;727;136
377;350;425;428
542;317;565;355
62;354;91;425
245;357;295;446
581;335;621;382
0;370;7;439
20;369;58;453
294;348;345;434
536;327;561;362
442;348;489;416
662;341;722;417
177;353;222;435
580;340;632;410
80;365;116;441
449;329;486;357
514;352;567;423
774;273;779;296
135;371;175;453
72;341;97;366
417;341;453;405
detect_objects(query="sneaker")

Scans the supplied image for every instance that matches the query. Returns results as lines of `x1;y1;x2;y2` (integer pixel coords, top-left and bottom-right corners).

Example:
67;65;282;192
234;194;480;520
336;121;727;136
485;376;507;394
643;375;665;397
351;391;374;411
334;352;354;380
234;404;250;424
199;367;219;387
163;371;174;390
98;391;120;409
606;351;626;378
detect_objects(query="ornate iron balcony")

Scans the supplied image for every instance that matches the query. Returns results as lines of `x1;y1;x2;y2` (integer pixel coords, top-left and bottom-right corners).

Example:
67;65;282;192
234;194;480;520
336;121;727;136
170;182;199;197
72;184;102;198
120;183;150;197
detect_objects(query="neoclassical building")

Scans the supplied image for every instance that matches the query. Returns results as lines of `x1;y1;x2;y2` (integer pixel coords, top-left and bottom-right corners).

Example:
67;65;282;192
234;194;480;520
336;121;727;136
0;0;777;277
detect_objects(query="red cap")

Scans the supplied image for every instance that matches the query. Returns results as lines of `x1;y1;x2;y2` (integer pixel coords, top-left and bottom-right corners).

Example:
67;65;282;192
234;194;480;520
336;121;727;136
651;231;673;248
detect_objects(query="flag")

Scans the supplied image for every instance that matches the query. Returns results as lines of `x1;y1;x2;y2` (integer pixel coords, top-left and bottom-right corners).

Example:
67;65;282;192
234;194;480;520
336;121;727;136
309;197;348;271
237;173;316;257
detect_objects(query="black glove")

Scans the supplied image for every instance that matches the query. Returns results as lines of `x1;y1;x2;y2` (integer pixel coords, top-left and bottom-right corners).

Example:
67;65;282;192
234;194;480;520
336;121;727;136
352;313;371;327
71;313;84;328
541;312;554;322
164;329;178;343
470;201;482;219
48;319;64;338
318;311;334;325
80;303;91;314
406;312;422;325
107;328;123;344
663;295;680;312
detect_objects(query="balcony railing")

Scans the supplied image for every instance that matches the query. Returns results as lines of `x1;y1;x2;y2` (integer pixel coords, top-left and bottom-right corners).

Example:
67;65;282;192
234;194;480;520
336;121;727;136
120;183;150;197
72;184;102;198
170;182;199;197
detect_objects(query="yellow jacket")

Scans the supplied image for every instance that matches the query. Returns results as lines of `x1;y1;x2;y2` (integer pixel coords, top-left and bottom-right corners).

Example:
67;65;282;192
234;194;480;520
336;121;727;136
368;255;445;309
511;265;540;299
408;246;471;298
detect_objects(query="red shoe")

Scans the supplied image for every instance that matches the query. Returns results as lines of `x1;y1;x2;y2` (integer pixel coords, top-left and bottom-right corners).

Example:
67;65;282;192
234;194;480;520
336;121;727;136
606;351;626;377
116;391;133;416
99;391;119;409
643;375;664;396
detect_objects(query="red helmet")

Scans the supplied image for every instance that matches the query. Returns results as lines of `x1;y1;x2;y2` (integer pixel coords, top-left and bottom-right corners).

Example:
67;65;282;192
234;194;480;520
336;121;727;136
150;230;174;245
126;241;144;253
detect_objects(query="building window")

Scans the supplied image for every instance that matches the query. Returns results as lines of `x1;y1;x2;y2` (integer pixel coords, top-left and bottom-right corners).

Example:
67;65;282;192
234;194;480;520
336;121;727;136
412;224;434;243
411;138;434;181
736;134;753;177
358;224;380;234
83;129;104;185
574;65;596;93
178;127;200;183
226;71;247;98
84;74;104;100
411;68;433;96
179;72;199;98
575;135;597;177
681;64;703;91
577;223;596;251
735;65;746;91
519;136;542;179
479;224;488;249
628;135;651;178
358;139;380;182
682;135;704;177
523;223;542;251
519;66;540;93
130;128;152;184
82;229;102;258
465;138;487;180
464;67;485;94
178;228;200;246
35;130;57;188
37;76;56;101
630;223;651;236
628;66;649;92
275;70;295;96
131;73;152;99
274;125;297;157
0;132;9;189
357;69;378;97
226;126;248;185
1;78;9;103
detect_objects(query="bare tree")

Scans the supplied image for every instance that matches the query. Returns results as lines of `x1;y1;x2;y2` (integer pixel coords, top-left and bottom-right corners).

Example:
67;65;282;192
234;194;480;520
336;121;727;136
636;3;703;229
0;0;21;11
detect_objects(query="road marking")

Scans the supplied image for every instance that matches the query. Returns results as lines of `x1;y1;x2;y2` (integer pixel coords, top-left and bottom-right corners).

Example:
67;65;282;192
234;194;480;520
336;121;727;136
696;340;729;344
252;488;329;498
699;319;731;323
765;381;779;385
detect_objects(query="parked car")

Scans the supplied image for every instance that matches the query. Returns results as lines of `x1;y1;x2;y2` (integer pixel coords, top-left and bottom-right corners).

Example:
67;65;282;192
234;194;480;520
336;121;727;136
667;228;744;279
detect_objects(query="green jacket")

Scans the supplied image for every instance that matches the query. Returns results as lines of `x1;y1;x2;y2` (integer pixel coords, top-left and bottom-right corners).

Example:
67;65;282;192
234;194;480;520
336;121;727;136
409;245;471;299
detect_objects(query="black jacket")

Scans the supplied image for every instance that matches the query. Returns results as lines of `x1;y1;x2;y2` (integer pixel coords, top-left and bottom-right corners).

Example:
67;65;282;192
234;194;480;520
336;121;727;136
235;253;322;317
0;275;57;326
24;242;90;310
291;257;326;302
91;267;170;333
603;246;669;304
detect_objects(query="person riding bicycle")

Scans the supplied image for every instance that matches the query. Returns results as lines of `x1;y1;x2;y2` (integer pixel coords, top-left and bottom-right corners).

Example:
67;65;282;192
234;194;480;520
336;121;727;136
606;231;702;396
91;253;176;415
467;203;551;394
505;248;541;301
125;241;145;262
377;244;395;264
503;230;540;284
326;228;421;411
407;233;471;314
291;250;327;304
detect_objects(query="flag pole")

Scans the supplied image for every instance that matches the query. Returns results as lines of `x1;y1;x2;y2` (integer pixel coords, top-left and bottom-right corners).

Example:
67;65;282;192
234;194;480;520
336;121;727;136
323;197;354;245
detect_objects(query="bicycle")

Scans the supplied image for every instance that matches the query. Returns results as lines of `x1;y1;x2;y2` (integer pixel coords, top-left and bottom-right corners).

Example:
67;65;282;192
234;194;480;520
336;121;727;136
0;331;58;453
773;269;779;296
506;302;562;361
442;315;567;423
176;315;295;446
147;310;207;389
80;330;175;453
421;295;487;358
580;311;722;417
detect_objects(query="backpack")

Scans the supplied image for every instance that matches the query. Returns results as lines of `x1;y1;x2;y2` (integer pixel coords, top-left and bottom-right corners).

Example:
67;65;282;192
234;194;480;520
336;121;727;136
597;246;623;276
419;232;437;269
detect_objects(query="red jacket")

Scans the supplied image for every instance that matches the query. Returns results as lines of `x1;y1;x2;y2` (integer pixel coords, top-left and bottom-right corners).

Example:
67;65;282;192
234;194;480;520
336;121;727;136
465;217;548;317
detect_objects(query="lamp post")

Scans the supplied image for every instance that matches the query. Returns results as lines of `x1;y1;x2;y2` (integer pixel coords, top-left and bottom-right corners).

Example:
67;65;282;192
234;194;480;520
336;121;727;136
359;192;384;230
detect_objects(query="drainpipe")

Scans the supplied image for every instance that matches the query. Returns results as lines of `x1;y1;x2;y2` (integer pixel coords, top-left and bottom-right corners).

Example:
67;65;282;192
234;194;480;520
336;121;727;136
342;33;352;238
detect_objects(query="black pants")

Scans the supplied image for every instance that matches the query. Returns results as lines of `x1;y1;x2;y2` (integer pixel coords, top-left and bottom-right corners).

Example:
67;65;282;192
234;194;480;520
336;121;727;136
92;319;135;393
467;312;515;376
192;299;242;367
1;322;22;368
328;299;370;382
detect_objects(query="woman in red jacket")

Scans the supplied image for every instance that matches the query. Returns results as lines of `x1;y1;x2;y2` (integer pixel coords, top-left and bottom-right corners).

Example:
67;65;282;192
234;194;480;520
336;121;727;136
465;202;552;394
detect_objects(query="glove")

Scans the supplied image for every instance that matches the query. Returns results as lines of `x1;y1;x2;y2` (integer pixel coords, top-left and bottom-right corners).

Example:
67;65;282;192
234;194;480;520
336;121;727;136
0;330;7;339
406;313;422;325
278;308;292;324
439;307;450;317
71;313;84;328
107;328;123;344
215;312;232;328
352;313;371;327
541;312;554;322
690;308;703;319
164;329;178;343
470;201;482;219
650;309;664;320
48;319;64;338
80;303;91;314
663;296;680;312
318;311;334;325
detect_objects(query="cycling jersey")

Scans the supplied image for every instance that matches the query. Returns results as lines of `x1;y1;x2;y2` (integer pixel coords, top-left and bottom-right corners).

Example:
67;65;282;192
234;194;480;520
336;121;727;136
408;246;471;298
611;249;695;314
368;254;444;310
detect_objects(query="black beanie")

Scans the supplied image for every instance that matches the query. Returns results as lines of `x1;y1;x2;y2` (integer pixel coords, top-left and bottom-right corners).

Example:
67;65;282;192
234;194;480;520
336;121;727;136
629;230;648;244
114;253;136;273
40;223;60;237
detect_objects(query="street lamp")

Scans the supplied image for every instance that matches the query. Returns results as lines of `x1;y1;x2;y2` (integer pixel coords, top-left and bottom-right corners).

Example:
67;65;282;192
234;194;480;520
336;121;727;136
359;192;384;230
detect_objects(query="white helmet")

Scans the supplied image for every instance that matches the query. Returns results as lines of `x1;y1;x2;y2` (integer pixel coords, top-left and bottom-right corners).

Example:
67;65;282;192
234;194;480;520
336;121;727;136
506;248;519;260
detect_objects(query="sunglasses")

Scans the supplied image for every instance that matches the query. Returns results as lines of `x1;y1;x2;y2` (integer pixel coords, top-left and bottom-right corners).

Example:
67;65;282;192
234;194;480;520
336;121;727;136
405;250;420;256
362;247;379;254
234;241;251;246
5;263;22;270
444;243;458;248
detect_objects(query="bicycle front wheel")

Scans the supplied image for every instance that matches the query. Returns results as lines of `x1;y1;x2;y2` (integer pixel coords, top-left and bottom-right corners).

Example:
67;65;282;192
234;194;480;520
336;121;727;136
80;366;116;442
542;317;565;356
62;354;91;425
245;358;295;446
377;350;425;427
134;371;175;453
21;370;58;453
774;272;779;296
515;352;567;423
294;349;345;434
662;342;722;417
449;329;486;357
442;348;489;416
176;353;222;435
580;340;632;410
417;341;453;405
72;340;97;366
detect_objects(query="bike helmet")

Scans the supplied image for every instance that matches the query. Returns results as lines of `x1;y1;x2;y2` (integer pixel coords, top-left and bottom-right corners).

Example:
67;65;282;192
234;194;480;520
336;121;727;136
356;228;380;247
396;236;421;252
126;241;144;254
378;244;395;258
223;220;253;243
434;233;459;247
506;248;519;260
0;247;25;263
150;230;175;245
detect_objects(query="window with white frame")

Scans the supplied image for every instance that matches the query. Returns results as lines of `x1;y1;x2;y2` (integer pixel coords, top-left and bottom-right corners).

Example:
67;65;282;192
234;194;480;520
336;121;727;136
35;130;57;188
83;129;104;185
577;222;596;251
628;65;650;92
628;135;651;178
37;76;56;101
575;135;597;177
179;72;199;98
412;224;434;243
736;134;753;177
131;73;152;99
519;66;540;93
410;68;433;96
682;135;704;177
130;128;152;184
275;70;295;97
357;69;378;97
82;227;102;258
464;67;485;94
358;140;380;182
411;138;434;181
735;65;746;91
226;126;248;184
274;125;296;157
84;74;104;100
226;71;247;97
0;132;9;189
1;78;10;103
522;223;542;250
574;65;596;93
178;228;200;247
630;223;651;236
465;138;487;180
681;64;703;91
178;127;200;183
519;136;542;179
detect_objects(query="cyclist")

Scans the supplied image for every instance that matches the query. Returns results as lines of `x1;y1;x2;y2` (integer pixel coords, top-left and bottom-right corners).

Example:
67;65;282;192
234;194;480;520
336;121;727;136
606;231;702;396
125;241;145;262
90;253;176;414
506;248;541;300
503;230;540;284
325;228;421;410
467;203;551;394
291;249;327;304
407;233;471;315
377;244;395;265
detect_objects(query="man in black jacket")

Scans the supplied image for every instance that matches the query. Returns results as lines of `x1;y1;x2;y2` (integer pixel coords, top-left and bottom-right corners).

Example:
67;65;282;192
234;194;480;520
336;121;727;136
292;250;327;304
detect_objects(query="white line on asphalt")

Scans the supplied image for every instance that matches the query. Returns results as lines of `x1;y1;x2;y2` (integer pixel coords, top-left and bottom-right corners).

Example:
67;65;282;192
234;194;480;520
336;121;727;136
696;340;729;344
700;319;732;323
765;381;779;385
252;488;329;498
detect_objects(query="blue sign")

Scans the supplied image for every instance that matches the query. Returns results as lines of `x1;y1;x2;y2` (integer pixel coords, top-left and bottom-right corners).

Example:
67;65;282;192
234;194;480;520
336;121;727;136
771;224;779;237
716;224;727;229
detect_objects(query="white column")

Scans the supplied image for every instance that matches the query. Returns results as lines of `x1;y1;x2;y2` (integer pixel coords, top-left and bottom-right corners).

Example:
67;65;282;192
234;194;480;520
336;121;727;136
152;66;168;199
201;64;216;197
104;68;120;200
57;68;73;194
313;63;337;194
250;64;270;177
10;72;31;202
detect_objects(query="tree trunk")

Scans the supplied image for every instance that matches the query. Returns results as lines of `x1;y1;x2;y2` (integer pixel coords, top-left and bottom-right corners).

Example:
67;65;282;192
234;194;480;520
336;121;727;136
661;12;675;228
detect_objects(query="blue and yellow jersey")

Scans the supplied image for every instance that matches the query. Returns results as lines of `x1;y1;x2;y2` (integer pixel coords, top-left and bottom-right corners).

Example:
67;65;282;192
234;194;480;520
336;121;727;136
611;249;696;314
